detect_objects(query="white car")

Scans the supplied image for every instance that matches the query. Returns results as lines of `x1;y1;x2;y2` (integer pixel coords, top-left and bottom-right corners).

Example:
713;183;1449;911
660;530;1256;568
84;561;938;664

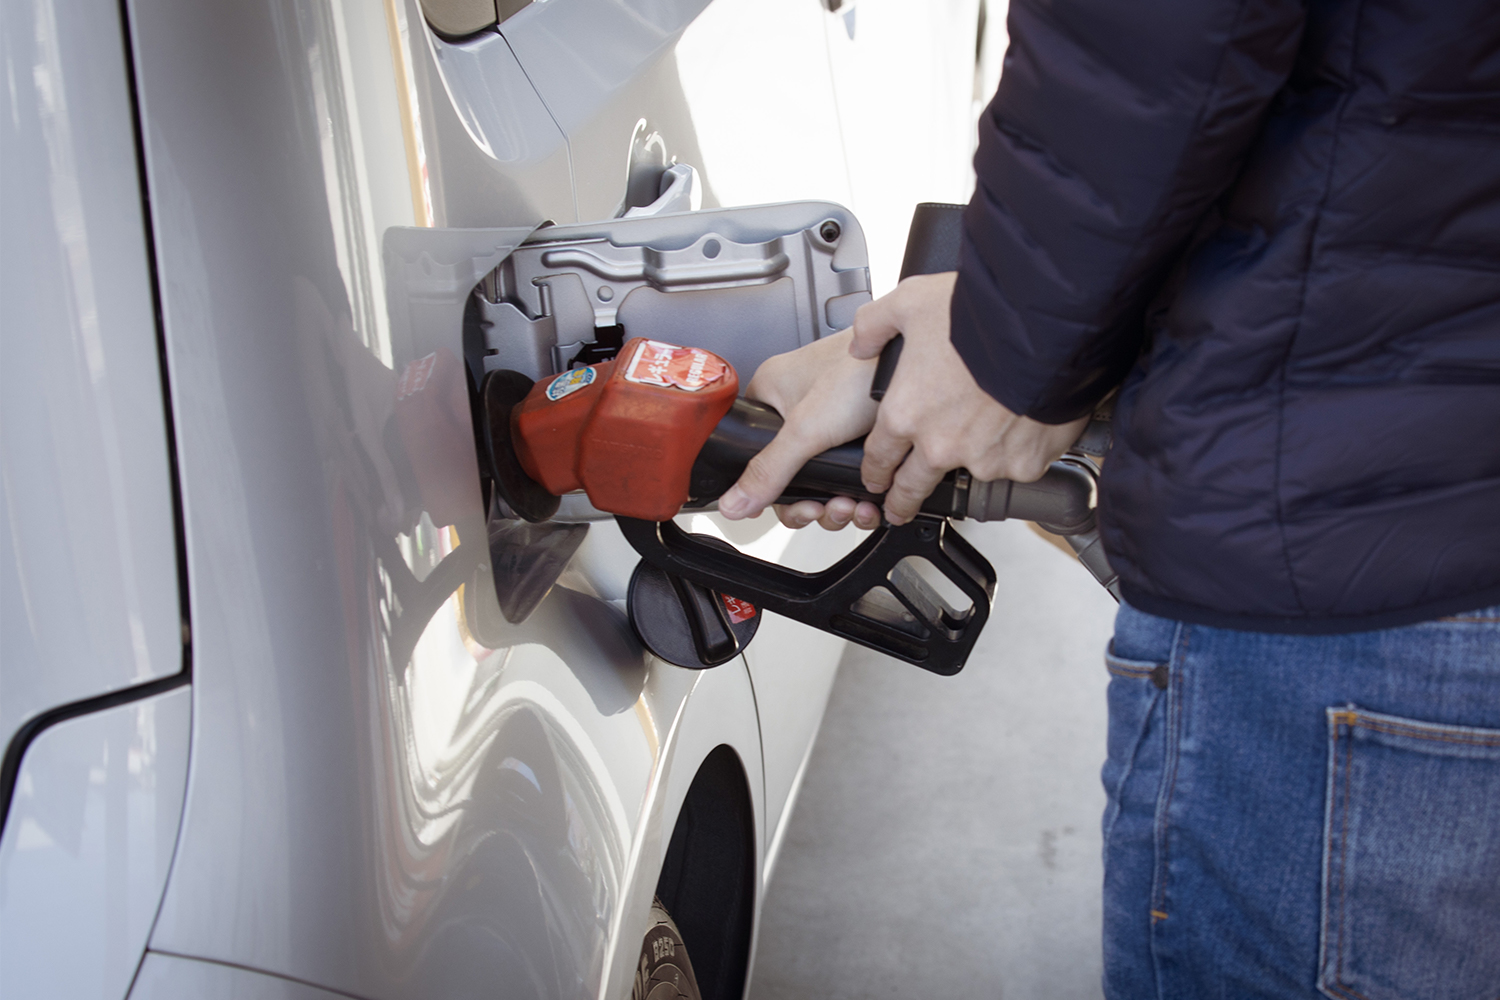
0;1;998;998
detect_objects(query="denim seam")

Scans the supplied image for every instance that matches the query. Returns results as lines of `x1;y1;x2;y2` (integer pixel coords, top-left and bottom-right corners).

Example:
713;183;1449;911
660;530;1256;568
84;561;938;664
1319;712;1363;1000
1149;623;1189;999
1101;684;1164;859
1152;626;1190;915
1355;724;1500;748
1335;709;1500;747
1150;662;1180;919
1107;663;1157;679
1318;709;1341;998
1334;718;1363;998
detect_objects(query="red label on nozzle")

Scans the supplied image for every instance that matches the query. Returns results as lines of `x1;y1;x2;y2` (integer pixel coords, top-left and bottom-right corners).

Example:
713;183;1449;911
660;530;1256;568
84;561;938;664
623;340;726;392
667;348;726;391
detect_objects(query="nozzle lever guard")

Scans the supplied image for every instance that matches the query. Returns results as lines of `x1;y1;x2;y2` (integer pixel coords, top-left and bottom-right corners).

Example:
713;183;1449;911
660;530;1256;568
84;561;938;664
617;513;996;675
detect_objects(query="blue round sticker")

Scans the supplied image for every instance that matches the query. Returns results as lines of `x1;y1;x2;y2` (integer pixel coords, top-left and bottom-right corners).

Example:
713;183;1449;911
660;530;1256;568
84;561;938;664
546;366;596;401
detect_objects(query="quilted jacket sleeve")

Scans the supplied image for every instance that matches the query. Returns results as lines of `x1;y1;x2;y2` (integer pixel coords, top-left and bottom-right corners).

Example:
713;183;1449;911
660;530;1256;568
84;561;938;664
951;0;1307;423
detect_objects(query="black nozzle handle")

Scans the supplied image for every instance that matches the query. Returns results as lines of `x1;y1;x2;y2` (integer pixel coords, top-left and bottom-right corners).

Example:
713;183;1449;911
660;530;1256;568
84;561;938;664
689;399;1100;535
868;202;966;402
869;335;902;402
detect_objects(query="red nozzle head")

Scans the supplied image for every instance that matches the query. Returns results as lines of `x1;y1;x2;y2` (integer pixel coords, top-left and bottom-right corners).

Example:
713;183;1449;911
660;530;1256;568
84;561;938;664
511;338;739;521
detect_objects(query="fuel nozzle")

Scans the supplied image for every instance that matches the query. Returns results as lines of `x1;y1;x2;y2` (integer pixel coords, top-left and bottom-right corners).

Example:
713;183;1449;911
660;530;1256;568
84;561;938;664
487;337;740;523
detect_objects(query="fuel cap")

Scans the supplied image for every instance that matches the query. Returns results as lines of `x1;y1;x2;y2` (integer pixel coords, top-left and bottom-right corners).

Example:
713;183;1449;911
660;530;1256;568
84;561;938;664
628;535;760;668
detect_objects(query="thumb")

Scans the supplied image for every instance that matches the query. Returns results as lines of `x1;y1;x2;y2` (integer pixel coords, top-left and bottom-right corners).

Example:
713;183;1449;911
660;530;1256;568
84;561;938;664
719;429;821;520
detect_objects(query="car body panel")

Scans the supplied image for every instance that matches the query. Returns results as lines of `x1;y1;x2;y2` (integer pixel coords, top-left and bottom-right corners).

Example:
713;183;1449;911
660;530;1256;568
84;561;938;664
123;1;649;991
500;0;715;222
3;1;986;996
0;687;191;1000
682;513;851;873
420;21;577;227
498;0;712;141
0;0;183;752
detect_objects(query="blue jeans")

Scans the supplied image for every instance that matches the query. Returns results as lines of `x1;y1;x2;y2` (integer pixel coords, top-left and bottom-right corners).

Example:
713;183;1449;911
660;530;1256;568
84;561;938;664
1101;602;1500;1000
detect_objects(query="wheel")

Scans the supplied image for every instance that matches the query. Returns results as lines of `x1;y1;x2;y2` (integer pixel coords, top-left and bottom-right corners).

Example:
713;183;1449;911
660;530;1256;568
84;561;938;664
631;897;703;1000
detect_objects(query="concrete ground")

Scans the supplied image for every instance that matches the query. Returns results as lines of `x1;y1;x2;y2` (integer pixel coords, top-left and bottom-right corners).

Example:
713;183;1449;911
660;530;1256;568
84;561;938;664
747;519;1119;1000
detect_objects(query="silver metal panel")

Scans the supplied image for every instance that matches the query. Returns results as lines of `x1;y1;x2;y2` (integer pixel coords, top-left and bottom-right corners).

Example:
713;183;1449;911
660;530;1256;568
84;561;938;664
0;687;191;1000
131;952;353;1000
0;0;182;753
478;202;872;380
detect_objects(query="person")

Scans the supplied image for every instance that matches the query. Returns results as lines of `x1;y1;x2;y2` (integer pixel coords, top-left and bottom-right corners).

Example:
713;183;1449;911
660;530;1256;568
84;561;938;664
716;0;1500;996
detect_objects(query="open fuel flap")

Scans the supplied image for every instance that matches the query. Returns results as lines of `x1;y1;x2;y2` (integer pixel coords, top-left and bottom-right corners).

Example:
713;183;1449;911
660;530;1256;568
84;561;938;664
382;201;876;631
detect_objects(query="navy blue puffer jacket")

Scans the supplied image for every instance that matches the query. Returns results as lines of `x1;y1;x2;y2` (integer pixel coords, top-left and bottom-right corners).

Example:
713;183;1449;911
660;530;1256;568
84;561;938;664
951;0;1500;632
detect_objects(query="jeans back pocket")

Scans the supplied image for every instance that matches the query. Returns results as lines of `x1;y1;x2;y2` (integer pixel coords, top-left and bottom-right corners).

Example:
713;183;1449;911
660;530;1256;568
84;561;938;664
1320;707;1500;1000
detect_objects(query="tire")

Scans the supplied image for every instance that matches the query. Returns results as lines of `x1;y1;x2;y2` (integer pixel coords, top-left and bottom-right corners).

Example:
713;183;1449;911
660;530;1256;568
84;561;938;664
631;897;703;1000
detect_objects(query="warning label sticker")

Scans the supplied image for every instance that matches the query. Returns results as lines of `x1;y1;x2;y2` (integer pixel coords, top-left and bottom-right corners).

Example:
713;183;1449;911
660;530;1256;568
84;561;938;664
546;366;596;401
623;340;727;392
721;594;757;624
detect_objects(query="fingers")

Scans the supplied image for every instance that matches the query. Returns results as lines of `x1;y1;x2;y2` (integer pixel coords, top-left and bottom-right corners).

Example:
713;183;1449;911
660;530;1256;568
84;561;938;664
725;345;881;520
775;500;827;529
849;272;959;359
812;496;851;530
820;496;887;531
881;449;947;525
773;498;882;531
859;417;911;495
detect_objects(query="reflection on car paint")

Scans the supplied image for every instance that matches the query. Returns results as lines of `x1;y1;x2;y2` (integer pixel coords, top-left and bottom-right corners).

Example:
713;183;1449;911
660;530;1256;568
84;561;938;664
352;318;655;991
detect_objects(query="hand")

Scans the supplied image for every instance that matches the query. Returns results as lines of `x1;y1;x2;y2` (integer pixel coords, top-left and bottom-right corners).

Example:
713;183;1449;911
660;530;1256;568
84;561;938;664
717;330;883;530
849;272;1089;524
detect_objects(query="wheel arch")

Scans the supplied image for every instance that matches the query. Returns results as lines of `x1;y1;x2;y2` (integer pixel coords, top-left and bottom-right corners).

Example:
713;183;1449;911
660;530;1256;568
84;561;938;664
654;742;757;1000
607;652;764;1000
